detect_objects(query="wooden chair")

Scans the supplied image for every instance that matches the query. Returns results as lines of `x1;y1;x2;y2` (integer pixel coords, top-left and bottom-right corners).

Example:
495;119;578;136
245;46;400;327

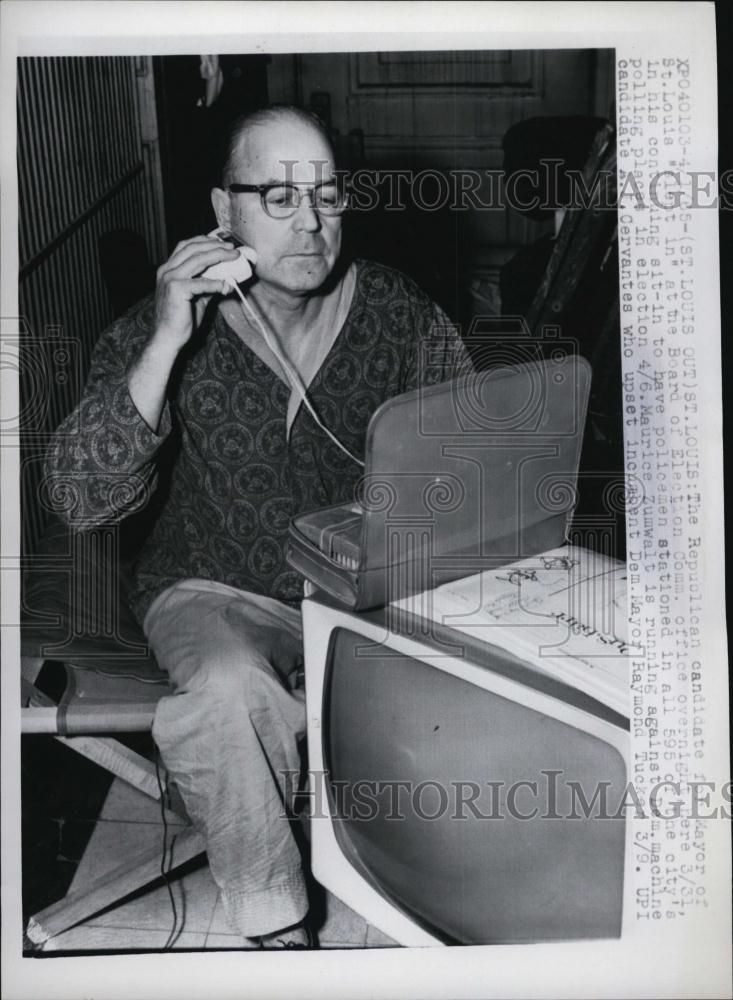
21;519;206;949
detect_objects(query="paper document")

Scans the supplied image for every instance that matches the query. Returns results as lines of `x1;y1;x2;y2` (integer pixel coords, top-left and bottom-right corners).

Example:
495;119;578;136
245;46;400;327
394;546;630;716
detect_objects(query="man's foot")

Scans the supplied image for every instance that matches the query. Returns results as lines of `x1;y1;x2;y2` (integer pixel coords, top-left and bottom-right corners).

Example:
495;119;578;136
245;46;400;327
249;920;317;950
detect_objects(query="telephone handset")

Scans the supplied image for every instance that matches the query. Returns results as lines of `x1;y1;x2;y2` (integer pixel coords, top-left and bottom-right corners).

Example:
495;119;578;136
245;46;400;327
202;228;258;289
206;228;365;469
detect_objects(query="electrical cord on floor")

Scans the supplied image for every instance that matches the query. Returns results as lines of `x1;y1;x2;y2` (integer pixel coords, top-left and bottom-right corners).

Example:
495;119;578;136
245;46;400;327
154;748;181;950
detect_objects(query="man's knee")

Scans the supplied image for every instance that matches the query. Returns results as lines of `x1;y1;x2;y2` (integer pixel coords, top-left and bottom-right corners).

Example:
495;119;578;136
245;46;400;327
152;646;266;748
189;644;275;707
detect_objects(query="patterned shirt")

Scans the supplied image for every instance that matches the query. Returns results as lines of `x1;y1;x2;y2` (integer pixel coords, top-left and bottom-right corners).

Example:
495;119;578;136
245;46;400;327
45;260;470;625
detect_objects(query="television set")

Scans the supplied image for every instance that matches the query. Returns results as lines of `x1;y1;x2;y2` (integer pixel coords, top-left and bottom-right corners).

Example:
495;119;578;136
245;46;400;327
301;546;630;947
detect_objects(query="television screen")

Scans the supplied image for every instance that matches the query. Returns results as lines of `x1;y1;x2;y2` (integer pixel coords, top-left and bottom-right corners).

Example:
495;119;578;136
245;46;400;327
321;626;628;945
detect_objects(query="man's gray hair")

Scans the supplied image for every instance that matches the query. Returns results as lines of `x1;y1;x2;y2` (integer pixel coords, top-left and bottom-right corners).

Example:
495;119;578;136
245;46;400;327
219;105;334;188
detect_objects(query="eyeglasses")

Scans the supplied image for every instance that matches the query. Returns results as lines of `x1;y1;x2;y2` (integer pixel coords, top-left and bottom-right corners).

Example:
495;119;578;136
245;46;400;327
227;180;350;219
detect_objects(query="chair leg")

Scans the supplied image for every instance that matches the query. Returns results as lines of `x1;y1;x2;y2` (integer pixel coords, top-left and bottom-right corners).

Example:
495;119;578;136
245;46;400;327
25;825;207;948
20;655;45;687
56;733;165;801
22;660;188;819
50;736;189;822
22;655;193;946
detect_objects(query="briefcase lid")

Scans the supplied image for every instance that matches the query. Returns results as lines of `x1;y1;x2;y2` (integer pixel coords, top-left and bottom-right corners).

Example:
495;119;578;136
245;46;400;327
359;354;592;569
288;354;592;608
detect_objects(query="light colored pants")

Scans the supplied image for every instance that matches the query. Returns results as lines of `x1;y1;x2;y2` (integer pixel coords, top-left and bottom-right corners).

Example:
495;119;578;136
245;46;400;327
142;578;308;938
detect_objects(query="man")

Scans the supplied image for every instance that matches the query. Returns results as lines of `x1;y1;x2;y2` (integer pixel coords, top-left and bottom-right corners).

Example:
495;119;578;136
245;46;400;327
46;105;469;947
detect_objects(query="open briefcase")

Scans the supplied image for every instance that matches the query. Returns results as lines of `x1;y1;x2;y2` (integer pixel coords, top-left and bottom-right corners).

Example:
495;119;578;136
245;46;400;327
286;355;592;611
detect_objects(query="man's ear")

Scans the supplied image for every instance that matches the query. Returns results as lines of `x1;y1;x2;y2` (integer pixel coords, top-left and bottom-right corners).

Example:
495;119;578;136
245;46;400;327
211;187;231;232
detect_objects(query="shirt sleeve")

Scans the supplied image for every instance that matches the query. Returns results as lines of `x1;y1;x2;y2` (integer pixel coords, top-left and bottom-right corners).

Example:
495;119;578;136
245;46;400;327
400;295;474;394
43;297;174;529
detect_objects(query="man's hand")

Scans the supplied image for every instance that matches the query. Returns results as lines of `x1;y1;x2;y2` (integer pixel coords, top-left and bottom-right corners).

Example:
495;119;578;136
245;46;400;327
153;235;240;353
128;236;238;434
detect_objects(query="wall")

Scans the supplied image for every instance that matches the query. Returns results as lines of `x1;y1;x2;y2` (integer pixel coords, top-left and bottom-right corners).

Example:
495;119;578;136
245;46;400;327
266;49;614;322
17;56;167;553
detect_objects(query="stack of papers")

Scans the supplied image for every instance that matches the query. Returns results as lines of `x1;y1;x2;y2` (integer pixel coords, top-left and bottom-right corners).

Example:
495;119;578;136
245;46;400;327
393;545;631;716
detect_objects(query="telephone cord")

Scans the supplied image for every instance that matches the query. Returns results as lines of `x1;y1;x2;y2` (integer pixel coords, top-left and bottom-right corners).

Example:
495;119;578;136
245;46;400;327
231;282;365;468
